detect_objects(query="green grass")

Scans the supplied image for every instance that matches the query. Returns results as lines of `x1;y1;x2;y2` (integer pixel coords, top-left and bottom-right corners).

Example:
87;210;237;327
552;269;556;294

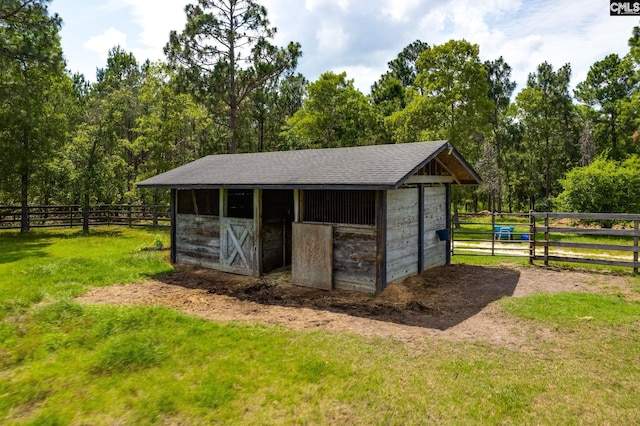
502;292;640;328
452;254;530;267
0;227;172;318
453;215;638;274
1;227;640;424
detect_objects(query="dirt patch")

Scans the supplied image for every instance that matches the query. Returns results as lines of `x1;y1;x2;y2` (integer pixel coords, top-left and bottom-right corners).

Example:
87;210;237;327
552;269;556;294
76;264;634;350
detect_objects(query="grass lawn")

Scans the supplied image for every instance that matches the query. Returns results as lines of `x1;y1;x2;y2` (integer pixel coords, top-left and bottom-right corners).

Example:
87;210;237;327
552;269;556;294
1;227;640;424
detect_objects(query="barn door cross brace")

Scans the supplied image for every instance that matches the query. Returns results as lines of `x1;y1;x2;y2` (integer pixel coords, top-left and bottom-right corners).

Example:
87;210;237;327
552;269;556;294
228;226;249;266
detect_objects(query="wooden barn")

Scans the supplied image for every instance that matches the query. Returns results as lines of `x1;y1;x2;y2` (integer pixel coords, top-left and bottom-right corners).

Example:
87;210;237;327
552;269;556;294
137;141;480;293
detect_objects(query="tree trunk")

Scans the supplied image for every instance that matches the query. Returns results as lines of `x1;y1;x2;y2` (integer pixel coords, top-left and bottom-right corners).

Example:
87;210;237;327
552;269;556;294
228;10;238;154
258;118;265;152
20;169;29;233
453;203;460;229
82;189;90;233
611;114;617;150
20;130;29;233
230;101;238;154
545;136;551;200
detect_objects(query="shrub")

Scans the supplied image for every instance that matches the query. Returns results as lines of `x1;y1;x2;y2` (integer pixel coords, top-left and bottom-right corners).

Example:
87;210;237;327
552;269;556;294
556;155;640;225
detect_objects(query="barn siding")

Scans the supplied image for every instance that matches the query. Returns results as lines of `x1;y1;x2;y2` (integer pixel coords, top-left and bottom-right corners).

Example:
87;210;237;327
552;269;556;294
333;224;377;292
262;223;284;272
175;213;221;269
423;186;447;269
385;187;420;282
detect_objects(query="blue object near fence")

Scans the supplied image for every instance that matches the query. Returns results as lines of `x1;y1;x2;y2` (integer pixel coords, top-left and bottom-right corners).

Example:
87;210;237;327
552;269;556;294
493;226;515;240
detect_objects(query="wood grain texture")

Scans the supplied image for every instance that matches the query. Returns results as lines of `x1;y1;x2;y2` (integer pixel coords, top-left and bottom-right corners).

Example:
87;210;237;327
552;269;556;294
386;188;419;283
333;224;376;292
422;186;447;269
292;222;333;290
220;217;255;276
175;214;220;266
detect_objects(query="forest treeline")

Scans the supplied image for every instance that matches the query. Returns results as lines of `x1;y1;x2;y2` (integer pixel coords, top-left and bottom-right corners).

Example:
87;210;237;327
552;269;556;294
1;0;640;232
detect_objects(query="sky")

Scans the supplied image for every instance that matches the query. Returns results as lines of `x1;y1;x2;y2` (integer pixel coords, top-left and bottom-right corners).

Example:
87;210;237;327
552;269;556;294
49;0;640;94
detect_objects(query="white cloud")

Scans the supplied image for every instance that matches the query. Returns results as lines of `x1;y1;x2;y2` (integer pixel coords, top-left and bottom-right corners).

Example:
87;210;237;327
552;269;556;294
339;65;386;93
316;21;350;52
58;0;637;93
118;0;189;53
305;0;350;12
83;27;128;62
381;0;421;23
93;0;189;65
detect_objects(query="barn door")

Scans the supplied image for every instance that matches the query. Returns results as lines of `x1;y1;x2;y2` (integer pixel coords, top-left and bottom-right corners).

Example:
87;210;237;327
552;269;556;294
292;222;333;289
220;217;256;276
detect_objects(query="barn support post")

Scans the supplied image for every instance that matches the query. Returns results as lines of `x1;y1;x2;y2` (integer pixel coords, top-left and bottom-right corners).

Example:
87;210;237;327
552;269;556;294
170;189;177;264
254;189;263;277
445;183;452;265
219;188;226;219
293;189;300;222
418;183;425;273
375;190;387;293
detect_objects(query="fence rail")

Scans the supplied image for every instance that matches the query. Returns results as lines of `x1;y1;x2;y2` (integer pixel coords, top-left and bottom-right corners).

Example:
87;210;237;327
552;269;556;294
452;211;640;273
0;205;170;229
530;212;640;273
452;212;531;257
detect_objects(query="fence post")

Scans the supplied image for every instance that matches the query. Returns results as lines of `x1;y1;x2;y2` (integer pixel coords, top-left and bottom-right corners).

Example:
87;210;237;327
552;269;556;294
153;205;158;227
128;205;132;227
544;213;549;266
634;219;638;274
491;209;496;256
529;211;535;265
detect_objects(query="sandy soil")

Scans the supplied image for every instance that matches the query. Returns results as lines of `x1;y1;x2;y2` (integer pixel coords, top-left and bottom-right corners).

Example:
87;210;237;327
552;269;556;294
76;263;635;350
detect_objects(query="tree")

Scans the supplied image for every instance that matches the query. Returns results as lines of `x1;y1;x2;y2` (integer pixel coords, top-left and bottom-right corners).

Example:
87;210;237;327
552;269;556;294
574;54;634;155
165;0;301;153
387;40;492;159
371;40;429;116
281;72;382;149
483;57;516;212
248;72;307;152
0;0;66;232
134;62;214;204
512;62;578;210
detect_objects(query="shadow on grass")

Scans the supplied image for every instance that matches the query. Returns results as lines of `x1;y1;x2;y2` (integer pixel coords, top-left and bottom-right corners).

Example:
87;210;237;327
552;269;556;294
153;264;521;331
0;232;53;264
0;228;128;264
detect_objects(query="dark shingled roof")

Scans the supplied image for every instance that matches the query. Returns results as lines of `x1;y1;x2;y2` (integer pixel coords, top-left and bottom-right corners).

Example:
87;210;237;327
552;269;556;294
137;141;481;190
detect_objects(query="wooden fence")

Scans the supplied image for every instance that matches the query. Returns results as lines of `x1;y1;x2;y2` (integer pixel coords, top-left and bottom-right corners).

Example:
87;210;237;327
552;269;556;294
530;212;640;273
452;212;531;257
452;211;640;273
0;205;170;229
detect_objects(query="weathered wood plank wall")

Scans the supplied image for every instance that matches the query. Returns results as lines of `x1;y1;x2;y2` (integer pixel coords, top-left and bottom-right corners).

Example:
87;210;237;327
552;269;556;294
262;223;285;272
386;187;419;282
423;186;447;269
175;213;220;269
333;224;377;292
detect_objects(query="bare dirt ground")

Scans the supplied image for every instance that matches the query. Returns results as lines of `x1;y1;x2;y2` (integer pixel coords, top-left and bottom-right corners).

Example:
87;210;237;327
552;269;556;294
76;263;635;351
